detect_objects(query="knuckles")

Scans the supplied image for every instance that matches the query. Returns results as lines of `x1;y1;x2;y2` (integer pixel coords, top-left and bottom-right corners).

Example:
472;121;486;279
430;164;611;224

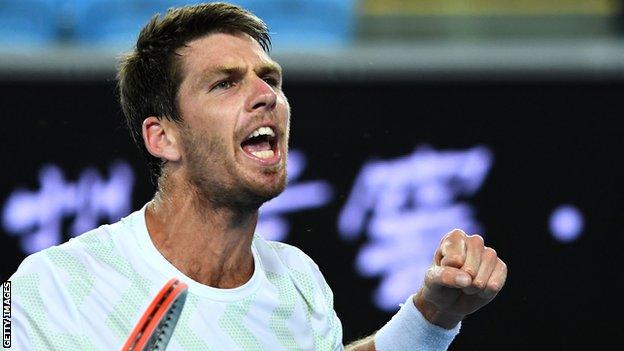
462;266;477;278
498;259;508;275
483;247;497;260
487;282;502;293
441;253;465;268
468;234;485;246
440;228;466;244
433;229;508;294
448;228;467;239
472;279;486;290
440;268;458;286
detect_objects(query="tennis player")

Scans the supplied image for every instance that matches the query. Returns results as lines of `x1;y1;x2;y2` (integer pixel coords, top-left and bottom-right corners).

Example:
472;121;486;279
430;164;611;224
8;3;507;350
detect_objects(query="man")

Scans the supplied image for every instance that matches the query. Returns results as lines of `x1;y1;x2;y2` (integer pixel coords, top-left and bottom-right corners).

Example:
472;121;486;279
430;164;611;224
8;2;507;350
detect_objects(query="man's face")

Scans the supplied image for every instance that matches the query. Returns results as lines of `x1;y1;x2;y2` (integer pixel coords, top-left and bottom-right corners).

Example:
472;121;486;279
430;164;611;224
174;32;290;208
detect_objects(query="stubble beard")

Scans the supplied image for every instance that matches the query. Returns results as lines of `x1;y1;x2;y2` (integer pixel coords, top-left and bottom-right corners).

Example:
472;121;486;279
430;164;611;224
180;127;287;211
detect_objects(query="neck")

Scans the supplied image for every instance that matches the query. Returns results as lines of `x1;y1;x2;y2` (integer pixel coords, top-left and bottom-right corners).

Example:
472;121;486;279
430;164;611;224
145;176;258;289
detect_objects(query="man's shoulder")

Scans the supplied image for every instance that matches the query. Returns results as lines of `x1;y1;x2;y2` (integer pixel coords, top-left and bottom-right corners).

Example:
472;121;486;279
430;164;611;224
10;210;140;282
10;227;104;282
253;234;329;288
254;235;337;314
6;215;146;351
255;235;317;268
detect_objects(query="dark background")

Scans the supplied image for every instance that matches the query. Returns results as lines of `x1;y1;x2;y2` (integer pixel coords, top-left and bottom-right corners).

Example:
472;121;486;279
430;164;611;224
2;77;623;350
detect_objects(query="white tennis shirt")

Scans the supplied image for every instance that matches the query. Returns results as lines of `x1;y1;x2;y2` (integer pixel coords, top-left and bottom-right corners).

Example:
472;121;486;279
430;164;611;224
8;204;459;350
9;204;343;350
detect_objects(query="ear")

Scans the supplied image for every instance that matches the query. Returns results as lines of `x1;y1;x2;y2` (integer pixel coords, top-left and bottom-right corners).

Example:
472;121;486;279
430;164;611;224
142;116;182;162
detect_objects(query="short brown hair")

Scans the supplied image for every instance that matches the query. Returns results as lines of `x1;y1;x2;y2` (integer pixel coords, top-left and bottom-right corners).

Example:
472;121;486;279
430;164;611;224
117;2;271;180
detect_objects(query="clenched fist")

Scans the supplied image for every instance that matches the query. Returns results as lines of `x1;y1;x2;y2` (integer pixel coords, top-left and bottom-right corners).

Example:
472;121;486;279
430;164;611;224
413;229;508;329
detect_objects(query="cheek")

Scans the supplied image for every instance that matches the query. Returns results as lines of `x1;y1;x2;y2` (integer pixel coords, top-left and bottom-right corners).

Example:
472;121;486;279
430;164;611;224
278;100;291;125
197;115;237;149
280;95;291;114
185;125;233;157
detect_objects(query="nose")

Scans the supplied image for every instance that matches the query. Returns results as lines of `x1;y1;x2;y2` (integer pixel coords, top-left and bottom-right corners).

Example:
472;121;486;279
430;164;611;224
245;76;277;113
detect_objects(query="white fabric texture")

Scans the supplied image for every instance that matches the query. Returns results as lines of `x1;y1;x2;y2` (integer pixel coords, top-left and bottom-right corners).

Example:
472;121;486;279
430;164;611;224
8;204;343;350
8;204;460;351
375;295;461;351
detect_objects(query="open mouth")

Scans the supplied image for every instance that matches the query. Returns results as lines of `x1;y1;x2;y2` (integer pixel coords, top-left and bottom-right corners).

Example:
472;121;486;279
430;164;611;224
240;126;279;162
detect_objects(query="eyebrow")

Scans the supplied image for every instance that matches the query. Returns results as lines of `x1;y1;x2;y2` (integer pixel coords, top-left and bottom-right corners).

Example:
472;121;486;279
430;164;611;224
196;62;283;88
255;62;282;78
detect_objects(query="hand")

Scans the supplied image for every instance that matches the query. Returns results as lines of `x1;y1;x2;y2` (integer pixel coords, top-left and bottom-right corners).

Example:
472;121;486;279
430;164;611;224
413;229;508;329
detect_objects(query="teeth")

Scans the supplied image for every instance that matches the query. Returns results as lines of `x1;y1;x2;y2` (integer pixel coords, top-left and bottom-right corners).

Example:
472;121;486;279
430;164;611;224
247;126;275;140
251;150;275;159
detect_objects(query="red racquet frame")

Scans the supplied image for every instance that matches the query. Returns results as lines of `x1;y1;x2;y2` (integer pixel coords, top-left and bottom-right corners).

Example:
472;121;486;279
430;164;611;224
121;278;188;351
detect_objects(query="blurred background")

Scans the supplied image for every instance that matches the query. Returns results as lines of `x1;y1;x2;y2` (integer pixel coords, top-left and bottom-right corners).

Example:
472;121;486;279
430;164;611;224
1;1;623;349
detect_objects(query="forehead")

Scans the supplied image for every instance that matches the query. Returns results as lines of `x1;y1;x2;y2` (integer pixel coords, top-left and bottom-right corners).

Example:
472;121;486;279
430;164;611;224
177;32;277;79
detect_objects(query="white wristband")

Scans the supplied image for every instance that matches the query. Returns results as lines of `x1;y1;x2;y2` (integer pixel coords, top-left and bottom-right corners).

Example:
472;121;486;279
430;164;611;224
374;295;461;351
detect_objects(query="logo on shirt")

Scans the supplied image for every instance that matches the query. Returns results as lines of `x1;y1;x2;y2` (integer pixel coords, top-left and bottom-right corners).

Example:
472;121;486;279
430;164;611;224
2;281;9;348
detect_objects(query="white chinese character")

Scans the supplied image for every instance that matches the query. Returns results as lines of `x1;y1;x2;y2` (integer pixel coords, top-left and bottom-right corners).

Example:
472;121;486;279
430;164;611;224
338;145;493;310
2;161;134;254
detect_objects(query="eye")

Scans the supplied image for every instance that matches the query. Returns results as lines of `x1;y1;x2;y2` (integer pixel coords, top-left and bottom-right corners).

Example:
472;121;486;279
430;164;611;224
263;76;280;87
211;80;233;91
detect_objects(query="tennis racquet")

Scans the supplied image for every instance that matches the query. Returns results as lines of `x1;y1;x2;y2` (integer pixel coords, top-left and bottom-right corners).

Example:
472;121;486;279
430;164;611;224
121;278;188;351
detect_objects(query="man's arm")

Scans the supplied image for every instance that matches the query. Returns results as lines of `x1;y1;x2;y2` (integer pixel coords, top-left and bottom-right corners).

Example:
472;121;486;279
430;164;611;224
345;335;375;351
344;229;508;351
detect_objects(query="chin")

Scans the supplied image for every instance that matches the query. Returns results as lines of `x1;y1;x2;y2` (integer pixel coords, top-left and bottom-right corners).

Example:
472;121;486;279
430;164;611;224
247;173;287;204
